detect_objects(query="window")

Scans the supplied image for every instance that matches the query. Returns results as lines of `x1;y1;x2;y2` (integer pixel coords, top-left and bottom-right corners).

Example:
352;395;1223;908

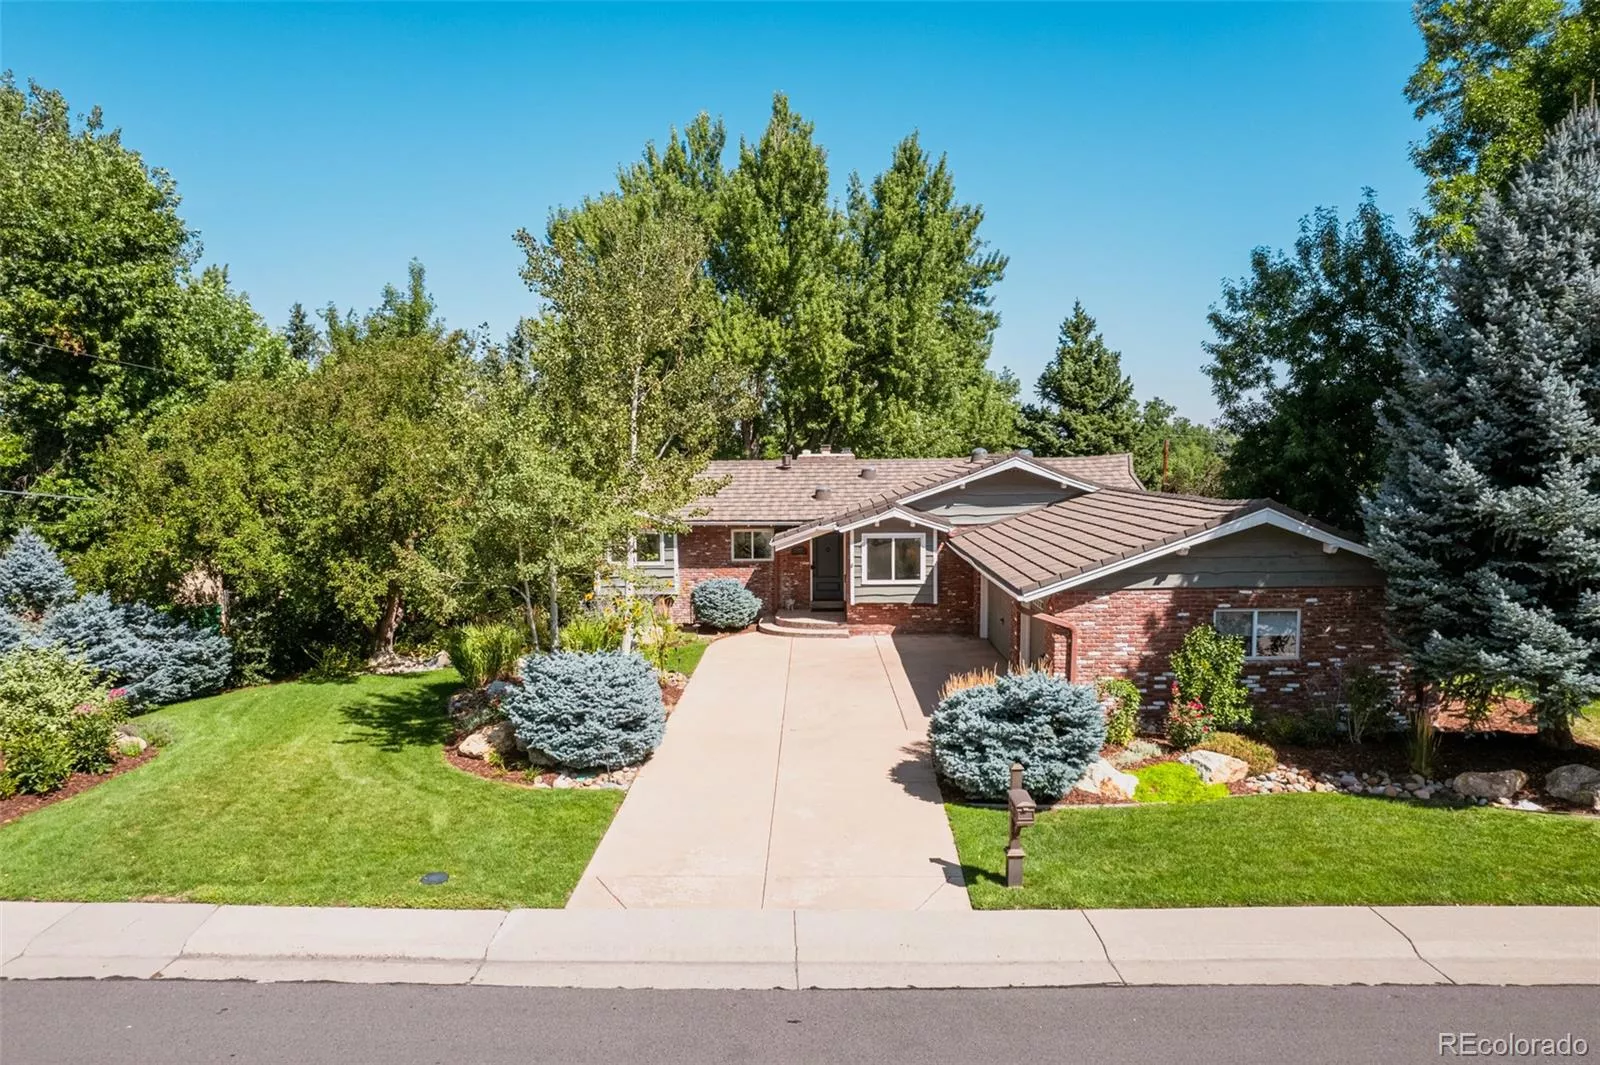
1214;608;1300;659
607;532;673;564
863;533;924;583
731;528;773;562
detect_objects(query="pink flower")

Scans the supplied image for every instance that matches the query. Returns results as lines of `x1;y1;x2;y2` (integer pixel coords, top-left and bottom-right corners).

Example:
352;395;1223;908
108;688;128;701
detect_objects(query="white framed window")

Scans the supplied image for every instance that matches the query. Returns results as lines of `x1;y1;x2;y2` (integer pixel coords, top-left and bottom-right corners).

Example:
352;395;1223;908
731;528;773;562
863;533;925;584
1214;608;1300;660
607;532;674;564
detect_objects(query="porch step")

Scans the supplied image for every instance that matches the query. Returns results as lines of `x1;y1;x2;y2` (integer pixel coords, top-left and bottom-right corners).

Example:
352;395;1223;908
810;599;845;611
758;612;852;639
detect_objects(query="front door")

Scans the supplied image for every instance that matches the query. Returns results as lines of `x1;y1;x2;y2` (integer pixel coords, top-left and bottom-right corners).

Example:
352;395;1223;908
811;532;843;602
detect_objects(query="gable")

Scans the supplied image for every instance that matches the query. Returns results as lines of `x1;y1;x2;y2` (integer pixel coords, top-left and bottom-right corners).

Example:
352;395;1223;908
1076;525;1383;592
908;467;1085;525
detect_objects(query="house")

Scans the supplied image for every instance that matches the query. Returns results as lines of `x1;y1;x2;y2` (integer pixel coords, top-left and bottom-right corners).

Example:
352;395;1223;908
627;447;1400;715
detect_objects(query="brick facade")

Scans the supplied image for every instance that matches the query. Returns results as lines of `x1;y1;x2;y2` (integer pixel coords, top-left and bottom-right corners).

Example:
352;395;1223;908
1027;585;1400;716
667;528;776;625
846;538;982;635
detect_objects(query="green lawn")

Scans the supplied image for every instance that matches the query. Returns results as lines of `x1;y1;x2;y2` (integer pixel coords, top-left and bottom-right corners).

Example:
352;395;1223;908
662;635;710;677
0;671;622;908
948;793;1600;909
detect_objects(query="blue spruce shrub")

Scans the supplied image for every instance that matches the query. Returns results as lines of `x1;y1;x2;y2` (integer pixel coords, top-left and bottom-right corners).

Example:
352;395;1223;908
42;594;231;706
690;577;761;630
0;611;22;656
0;528;77;617
930;672;1107;801
501;651;666;770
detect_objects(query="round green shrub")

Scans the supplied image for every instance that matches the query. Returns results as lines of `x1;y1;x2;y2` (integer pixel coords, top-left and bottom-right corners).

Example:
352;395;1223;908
501;651;666;770
930;671;1106;801
689;578;761;630
1097;677;1141;747
0;731;74;797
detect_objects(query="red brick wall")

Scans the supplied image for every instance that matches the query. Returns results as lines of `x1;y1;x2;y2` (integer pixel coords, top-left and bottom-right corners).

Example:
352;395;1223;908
776;542;812;612
1030;585;1400;715
668;528;775;624
847;538;982;635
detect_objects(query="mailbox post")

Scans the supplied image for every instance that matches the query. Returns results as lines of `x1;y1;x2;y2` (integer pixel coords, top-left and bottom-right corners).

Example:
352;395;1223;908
1005;761;1035;888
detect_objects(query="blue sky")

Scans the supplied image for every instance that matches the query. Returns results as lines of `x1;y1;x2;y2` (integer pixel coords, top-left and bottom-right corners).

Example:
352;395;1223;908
5;2;1428;421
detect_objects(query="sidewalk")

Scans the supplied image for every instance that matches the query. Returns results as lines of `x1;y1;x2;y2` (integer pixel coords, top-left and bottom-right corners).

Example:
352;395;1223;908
3;901;1595;988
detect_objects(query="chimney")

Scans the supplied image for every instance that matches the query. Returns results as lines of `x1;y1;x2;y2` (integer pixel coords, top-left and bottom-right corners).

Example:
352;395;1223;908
779;453;792;470
820;445;832;455
859;465;878;480
970;447;989;463
813;486;833;501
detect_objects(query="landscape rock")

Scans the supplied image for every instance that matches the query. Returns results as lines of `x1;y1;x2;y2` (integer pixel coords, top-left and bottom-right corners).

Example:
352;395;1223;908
458;721;519;760
1450;769;1528;800
1073;758;1139;801
1181;749;1249;785
116;734;148;754
1543;764;1600;806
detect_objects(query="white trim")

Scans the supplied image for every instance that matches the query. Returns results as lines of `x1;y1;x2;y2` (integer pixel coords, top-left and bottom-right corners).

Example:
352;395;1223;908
1214;606;1302;661
894;454;1100;507
847;531;855;605
860;532;926;585
836;506;953;534
1019;609;1031;665
730;527;775;562
1015;508;1371;603
979;578;990;640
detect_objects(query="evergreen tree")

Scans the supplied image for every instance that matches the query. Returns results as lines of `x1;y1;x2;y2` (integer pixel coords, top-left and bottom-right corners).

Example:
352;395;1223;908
1368;101;1600;747
0;527;77;617
283;302;323;365
1021;302;1138;457
1204;196;1434;532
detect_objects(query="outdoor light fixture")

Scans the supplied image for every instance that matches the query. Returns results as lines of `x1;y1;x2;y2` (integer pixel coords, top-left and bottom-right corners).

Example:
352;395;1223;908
420;871;449;885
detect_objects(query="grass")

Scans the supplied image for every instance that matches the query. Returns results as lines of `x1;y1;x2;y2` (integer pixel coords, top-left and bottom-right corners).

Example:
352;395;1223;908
1131;761;1228;804
1575;701;1600;748
948;793;1600;909
661;635;710;677
0;671;622;908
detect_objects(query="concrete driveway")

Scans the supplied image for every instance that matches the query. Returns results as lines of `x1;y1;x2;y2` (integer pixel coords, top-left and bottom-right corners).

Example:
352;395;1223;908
568;633;1004;910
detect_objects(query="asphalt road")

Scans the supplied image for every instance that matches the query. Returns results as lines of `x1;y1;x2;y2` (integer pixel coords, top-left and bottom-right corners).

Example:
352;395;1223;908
1;982;1595;1065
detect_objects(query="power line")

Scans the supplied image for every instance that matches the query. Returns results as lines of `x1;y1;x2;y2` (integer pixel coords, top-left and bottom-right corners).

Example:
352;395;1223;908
0;488;94;501
0;332;178;376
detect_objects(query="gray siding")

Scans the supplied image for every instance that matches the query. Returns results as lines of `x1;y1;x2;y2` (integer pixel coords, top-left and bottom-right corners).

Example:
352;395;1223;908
596;534;679;597
909;469;1082;525
850;519;937;604
1078;526;1383;591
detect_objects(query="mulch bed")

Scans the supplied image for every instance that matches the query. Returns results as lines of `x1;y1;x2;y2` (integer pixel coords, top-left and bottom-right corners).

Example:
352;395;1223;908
442;745;541;788
0;747;159;826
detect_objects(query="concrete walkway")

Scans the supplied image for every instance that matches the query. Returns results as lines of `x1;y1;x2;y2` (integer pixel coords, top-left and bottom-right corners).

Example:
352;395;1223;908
3;901;1595;987
569;633;1003;910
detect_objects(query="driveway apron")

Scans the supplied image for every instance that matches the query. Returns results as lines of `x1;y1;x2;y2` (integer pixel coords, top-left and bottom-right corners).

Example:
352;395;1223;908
568;633;1003;910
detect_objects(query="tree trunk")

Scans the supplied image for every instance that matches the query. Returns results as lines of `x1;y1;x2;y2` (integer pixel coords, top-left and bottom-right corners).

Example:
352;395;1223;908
548;557;561;651
372;585;404;657
518;544;540;652
1539;715;1576;750
216;573;230;636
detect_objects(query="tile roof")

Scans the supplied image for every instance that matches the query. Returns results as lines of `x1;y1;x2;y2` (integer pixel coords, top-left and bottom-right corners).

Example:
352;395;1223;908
685;451;1142;524
944;489;1296;597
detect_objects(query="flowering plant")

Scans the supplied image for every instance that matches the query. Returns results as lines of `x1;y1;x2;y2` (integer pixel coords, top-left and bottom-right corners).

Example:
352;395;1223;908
1166;682;1214;748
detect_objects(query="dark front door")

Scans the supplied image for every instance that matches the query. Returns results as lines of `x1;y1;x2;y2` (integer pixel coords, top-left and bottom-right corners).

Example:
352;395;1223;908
812;532;843;602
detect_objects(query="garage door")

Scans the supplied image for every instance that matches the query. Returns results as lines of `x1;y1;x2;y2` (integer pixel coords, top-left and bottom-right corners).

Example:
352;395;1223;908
984;578;1010;658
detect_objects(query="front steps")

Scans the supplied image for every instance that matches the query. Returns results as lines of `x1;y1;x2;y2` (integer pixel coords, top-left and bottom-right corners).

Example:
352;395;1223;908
757;609;851;639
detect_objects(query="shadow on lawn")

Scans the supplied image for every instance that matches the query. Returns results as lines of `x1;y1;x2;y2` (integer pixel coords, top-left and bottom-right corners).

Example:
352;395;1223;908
336;677;458;752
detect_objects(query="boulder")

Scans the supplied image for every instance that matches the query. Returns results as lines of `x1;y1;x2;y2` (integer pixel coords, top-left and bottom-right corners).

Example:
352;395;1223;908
1073;758;1139;801
1182;749;1250;785
1543;764;1600;806
458;720;518;760
1450;769;1527;800
116;734;148;755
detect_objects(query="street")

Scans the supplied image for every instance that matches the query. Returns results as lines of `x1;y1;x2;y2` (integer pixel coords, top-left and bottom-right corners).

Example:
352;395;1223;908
2;981;1595;1065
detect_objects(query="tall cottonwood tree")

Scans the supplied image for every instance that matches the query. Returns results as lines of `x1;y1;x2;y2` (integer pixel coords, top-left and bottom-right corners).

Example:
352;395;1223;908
1021;302;1139;457
844;134;1015;455
1407;0;1600;249
1204;196;1434;532
1368;101;1600;747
